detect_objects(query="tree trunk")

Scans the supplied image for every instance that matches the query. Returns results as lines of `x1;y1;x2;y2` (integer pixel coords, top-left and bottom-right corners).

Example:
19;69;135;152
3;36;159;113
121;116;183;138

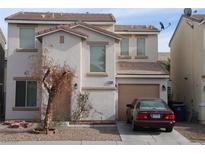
44;94;54;134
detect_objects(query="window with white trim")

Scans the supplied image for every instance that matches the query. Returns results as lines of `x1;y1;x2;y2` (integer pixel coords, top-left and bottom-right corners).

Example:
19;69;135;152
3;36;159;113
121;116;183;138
15;80;37;107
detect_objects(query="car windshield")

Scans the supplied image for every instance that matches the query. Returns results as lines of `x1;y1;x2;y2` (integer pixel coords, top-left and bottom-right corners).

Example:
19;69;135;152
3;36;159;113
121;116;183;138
139;100;166;110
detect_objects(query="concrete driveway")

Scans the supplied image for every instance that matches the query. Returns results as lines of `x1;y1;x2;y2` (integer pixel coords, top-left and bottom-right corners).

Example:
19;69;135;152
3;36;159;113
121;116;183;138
117;122;198;145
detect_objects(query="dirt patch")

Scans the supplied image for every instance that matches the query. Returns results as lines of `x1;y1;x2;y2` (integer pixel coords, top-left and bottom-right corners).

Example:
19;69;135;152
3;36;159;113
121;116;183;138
0;125;121;142
175;122;205;143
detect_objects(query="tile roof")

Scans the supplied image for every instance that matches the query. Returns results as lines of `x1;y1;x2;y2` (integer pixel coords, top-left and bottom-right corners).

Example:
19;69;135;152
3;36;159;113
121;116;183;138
117;61;169;75
36;25;88;41
5;12;116;22
185;14;205;22
115;25;160;32
36;22;121;41
36;25;87;36
71;22;121;40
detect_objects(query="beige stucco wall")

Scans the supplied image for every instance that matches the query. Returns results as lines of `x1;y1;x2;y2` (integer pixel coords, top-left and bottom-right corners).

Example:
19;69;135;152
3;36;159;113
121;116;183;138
73;26;117;120
170;17;205;122
41;31;83;120
6;24;41;120
116;34;158;62
73;26;117;87
5;23;117;120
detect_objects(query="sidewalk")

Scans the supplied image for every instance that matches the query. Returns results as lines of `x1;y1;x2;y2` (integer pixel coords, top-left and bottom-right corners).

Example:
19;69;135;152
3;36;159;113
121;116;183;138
0;140;202;145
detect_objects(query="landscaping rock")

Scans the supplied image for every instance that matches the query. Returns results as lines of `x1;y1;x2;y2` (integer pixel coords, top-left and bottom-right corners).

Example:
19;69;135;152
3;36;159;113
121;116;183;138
21;122;32;128
3;121;12;125
9;123;20;128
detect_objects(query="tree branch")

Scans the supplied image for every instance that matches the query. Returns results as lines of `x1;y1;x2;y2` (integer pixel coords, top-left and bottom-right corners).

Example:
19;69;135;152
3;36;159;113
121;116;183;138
42;69;51;93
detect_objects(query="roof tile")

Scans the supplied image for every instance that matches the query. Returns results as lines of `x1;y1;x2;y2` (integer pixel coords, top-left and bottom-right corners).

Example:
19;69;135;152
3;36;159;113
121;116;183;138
117;61;169;75
5;12;116;22
115;25;160;32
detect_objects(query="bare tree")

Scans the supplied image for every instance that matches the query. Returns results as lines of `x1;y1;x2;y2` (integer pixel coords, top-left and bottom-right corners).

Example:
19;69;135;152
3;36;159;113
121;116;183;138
30;51;74;134
72;92;93;121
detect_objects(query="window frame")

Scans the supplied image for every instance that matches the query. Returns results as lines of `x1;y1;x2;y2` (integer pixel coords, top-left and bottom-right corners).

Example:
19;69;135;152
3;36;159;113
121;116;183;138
19;27;35;49
89;45;106;73
120;37;129;56
137;37;146;56
15;80;37;107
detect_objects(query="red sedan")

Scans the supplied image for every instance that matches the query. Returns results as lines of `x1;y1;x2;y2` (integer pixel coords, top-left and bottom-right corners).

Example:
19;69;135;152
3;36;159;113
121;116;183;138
126;98;175;132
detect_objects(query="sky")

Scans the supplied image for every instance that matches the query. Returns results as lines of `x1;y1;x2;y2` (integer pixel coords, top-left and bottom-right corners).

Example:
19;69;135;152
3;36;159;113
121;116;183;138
1;8;205;52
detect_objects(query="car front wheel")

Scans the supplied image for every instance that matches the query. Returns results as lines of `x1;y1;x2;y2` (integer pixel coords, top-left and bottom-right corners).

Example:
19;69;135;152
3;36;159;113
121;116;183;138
165;126;173;132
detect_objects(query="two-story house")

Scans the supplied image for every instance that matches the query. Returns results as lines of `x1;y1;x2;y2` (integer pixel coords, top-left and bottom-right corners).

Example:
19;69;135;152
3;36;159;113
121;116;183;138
5;11;169;122
0;27;6;119
169;14;205;124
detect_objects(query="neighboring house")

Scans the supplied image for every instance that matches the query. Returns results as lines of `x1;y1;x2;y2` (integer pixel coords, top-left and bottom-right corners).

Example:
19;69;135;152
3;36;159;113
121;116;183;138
0;27;6;119
5;12;169;121
169;14;205;124
158;52;170;61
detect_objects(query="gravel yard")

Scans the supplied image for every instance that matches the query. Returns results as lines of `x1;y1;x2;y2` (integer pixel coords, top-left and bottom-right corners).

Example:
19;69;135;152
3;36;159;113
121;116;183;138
0;123;121;142
175;122;205;143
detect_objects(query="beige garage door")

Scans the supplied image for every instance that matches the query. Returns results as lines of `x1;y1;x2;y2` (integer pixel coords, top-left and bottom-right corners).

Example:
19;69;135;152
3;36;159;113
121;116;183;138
118;84;160;121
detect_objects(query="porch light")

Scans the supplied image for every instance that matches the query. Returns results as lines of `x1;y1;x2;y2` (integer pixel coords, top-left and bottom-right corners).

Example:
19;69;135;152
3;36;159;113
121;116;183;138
74;83;78;89
161;85;166;91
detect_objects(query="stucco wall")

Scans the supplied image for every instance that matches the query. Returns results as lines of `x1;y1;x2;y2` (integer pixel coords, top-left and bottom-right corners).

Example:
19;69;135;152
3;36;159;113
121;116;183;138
6;23;117;120
116;34;158;62
74;26;117;88
78;90;116;120
170;17;205;118
5;24;41;120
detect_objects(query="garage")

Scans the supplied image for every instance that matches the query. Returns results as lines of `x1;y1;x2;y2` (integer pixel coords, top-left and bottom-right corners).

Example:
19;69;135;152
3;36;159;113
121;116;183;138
118;84;160;121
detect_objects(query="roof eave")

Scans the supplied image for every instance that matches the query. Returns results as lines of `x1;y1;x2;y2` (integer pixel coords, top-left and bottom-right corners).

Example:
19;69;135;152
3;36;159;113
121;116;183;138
116;74;169;78
71;24;121;40
5;18;116;25
115;31;160;35
36;29;88;42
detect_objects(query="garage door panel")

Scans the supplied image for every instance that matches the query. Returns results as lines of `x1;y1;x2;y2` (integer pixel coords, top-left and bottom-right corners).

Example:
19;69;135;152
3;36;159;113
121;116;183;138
118;84;160;121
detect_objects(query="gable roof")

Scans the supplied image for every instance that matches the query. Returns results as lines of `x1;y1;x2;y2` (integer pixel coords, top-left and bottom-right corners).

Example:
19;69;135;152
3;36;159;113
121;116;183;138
70;22;121;40
169;14;205;46
36;25;88;42
117;61;169;75
5;12;116;22
115;25;160;32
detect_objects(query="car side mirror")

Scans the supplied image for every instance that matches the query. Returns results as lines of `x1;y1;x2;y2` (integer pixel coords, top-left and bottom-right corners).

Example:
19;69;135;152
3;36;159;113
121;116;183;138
126;104;134;108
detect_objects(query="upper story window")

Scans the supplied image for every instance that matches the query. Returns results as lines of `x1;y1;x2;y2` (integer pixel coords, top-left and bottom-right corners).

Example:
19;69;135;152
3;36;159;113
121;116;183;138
137;38;145;56
15;80;37;107
59;35;64;44
120;38;129;56
19;28;35;49
90;45;106;72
